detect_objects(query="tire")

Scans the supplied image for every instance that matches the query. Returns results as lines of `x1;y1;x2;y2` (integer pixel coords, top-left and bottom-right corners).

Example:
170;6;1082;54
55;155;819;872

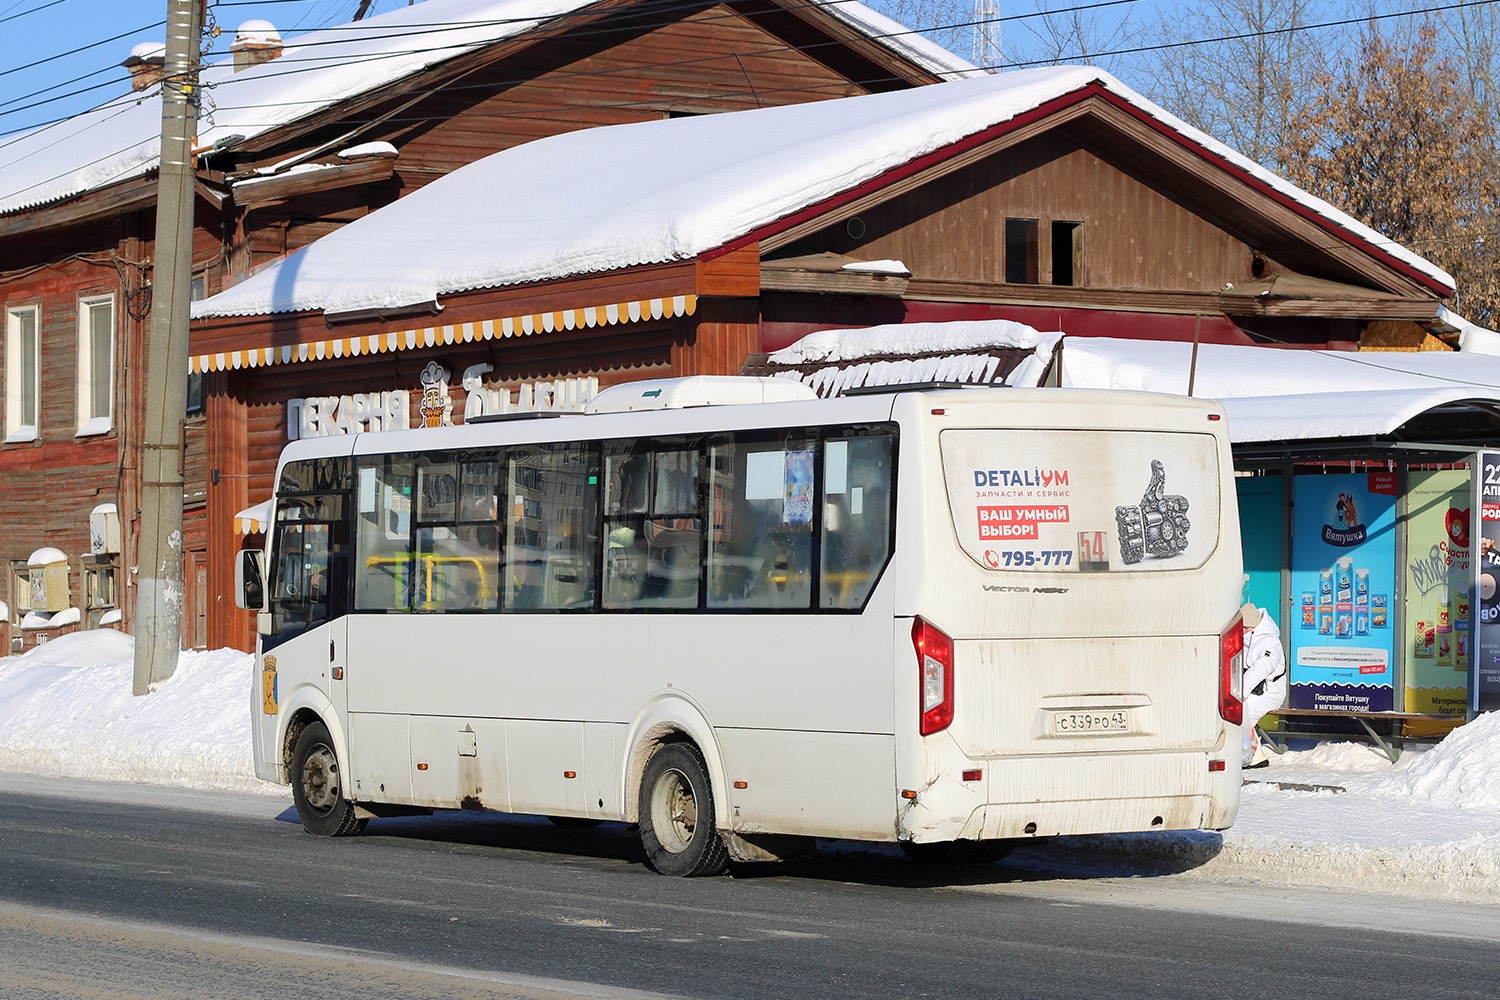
901;839;1014;865
638;743;730;877
290;721;366;837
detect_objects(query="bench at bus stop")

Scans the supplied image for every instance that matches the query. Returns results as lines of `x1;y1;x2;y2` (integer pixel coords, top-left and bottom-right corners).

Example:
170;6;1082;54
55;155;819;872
1257;708;1466;763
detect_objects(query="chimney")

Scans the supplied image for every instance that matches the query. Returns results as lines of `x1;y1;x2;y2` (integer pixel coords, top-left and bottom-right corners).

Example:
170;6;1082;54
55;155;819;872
121;41;167;93
231;20;283;73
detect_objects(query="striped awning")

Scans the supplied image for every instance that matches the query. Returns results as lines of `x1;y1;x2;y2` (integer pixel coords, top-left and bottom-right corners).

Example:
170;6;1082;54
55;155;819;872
234;500;272;534
191;294;697;374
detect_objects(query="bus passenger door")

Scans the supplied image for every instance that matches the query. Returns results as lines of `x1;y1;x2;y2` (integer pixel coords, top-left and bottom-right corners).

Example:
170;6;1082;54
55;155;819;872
264;502;350;741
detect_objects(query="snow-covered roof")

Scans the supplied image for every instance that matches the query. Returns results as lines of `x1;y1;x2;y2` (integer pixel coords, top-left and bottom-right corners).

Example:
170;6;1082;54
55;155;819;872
752;319;1061;396
0;0;974;217
817;1;978;82
1060;337;1500;443
1442;307;1500;355
191;65;1453;322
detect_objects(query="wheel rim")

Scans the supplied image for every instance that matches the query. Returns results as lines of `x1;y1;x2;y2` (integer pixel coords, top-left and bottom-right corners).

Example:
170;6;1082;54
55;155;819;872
300;743;341;816
649;767;698;854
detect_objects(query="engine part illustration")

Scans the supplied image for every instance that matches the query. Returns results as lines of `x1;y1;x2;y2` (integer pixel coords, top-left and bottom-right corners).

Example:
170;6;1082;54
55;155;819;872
1115;459;1191;564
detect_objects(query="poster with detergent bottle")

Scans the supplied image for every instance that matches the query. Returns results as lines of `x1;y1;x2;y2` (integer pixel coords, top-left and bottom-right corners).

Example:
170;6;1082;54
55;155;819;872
1289;473;1397;712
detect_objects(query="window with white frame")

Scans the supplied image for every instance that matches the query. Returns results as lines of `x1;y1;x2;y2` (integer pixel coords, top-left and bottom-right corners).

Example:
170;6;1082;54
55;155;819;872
76;295;114;435
5;304;40;442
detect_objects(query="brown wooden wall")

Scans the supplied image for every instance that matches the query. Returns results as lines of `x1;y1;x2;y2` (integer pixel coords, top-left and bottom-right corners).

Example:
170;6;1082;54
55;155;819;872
783;129;1258;293
0;237;135;618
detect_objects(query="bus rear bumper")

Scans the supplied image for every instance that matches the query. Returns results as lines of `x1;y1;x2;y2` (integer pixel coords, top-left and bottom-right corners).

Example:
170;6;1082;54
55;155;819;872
899;748;1241;843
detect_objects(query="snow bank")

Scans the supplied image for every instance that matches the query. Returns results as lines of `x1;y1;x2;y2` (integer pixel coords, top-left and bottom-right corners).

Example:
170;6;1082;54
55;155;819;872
0;633;266;794
1362;710;1500;809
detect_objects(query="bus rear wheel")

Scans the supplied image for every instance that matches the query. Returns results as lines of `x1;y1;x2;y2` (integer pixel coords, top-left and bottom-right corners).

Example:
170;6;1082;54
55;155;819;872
638;743;729;877
290;721;366;837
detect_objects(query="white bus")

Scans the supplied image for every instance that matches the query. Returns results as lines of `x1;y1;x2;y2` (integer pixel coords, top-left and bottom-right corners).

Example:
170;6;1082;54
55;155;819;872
240;377;1245;875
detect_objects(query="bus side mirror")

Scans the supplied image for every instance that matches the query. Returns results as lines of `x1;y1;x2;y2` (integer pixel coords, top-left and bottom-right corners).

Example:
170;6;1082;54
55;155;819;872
236;550;265;611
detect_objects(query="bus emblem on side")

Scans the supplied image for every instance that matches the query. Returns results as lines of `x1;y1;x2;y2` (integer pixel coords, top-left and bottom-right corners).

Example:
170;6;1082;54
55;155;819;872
262;655;278;715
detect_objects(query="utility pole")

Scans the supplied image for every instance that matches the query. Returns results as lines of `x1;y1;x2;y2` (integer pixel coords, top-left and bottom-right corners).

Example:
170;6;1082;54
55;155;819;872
134;0;204;696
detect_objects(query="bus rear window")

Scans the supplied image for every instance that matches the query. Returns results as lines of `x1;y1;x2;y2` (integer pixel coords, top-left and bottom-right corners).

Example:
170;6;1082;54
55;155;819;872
941;429;1220;572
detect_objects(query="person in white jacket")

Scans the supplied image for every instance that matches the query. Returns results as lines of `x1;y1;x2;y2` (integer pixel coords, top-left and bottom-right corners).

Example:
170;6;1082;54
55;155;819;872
1241;603;1287;768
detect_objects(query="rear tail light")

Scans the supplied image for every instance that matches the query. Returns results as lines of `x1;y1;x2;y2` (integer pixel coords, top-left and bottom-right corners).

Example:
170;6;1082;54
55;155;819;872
914;617;954;735
1220;613;1244;725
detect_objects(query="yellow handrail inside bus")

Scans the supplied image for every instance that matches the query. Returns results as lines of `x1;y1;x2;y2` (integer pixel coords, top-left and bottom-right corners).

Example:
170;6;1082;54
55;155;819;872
365;554;496;609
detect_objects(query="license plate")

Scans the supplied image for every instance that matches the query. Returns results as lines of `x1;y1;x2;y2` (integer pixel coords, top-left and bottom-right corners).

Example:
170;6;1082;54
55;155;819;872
1053;710;1130;734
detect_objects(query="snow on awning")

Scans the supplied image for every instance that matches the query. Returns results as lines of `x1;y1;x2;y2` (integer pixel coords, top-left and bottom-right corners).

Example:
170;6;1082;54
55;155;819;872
1218;388;1500;444
743;320;1062;396
1060;336;1500;444
234;500;272;534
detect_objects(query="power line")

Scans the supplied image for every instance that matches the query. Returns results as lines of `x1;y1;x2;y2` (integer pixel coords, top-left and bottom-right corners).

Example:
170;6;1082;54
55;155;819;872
1;0;1124;128
0;0;1137;131
0;0;1491;225
996;0;1500;70
1;0;968;136
0;66;127;117
0;0;66;26
0;20;163;82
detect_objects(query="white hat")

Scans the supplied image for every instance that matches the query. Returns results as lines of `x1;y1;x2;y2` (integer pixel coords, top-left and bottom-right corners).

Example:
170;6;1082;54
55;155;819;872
1241;603;1263;628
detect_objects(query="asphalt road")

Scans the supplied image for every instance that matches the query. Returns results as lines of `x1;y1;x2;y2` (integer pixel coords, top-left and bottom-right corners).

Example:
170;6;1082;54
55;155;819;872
1;773;1496;1000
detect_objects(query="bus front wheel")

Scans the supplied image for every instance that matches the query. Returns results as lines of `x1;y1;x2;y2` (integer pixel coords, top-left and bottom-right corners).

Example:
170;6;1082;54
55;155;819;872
638;743;729;877
290;721;366;837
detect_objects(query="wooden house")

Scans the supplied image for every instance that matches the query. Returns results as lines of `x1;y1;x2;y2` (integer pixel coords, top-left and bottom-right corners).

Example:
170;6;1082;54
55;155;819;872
187;66;1463;649
0;0;974;651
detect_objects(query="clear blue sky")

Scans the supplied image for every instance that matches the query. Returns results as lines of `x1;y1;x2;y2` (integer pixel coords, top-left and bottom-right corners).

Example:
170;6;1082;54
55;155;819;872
0;0;1419;143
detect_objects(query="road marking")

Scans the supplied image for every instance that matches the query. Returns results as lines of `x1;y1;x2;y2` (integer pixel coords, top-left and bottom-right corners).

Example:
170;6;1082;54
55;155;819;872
0;902;684;1000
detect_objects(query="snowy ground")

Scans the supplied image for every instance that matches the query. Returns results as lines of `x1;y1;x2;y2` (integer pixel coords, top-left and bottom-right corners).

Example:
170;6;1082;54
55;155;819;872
3;631;1498;902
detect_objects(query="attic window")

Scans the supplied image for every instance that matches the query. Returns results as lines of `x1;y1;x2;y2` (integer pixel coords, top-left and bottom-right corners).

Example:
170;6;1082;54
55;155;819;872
1052;221;1082;286
1005;219;1038;284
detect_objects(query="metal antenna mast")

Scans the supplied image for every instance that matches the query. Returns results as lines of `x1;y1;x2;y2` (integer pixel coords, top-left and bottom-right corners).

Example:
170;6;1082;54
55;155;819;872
973;0;1001;70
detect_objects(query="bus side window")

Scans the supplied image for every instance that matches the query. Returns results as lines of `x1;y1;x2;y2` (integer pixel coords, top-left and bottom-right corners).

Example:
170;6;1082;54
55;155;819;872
413;452;501;611
707;435;813;610
820;434;893;609
355;456;415;612
505;443;598;611
603;441;701;611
